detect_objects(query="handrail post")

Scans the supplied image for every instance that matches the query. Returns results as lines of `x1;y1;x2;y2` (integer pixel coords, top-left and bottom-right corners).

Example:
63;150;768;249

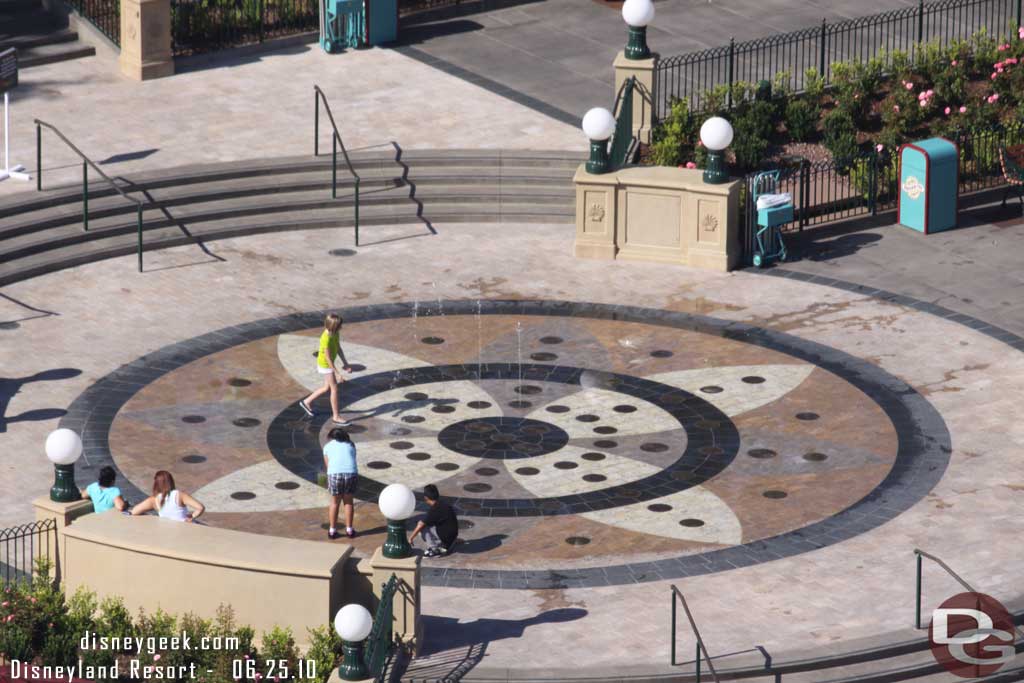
727;37;735;110
917;0;924;44
354;177;360;246
915;552;922;629
82;161;89;231
332;134;338;199
695;642;701;683
819;19;827;79
36;123;41;191
137;206;143;273
670;591;677;666
314;90;319;157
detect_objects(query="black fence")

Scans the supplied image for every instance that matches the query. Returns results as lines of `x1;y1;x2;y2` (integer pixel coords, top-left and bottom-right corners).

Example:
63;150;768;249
66;0;121;45
739;126;1024;263
0;519;56;587
170;0;320;55
654;0;1024;119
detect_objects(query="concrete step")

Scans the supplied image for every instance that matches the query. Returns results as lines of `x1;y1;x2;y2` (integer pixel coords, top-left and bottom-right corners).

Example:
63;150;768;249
0;26;77;49
0;202;575;286
13;37;95;67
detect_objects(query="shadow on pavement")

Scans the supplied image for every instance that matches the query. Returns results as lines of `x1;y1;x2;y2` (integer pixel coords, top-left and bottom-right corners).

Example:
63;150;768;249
0;368;82;433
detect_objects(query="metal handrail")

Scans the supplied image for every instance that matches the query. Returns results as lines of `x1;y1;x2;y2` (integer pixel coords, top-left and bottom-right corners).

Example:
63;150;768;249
313;85;362;246
609;76;638;170
35;119;147;272
671;585;721;682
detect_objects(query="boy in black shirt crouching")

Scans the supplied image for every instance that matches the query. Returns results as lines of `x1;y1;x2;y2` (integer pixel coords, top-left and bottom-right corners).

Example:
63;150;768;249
410;484;458;557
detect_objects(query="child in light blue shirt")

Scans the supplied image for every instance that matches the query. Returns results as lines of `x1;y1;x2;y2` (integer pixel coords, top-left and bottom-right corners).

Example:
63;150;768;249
82;466;127;513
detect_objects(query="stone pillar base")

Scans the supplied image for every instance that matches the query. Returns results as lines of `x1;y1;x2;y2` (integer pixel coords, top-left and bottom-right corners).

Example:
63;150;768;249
32;495;94;582
613;50;656;145
119;0;174;81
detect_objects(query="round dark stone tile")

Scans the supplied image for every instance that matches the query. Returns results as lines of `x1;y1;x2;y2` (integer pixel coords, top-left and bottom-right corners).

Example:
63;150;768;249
582;474;607;483
367;461;392;469
565;536;591;545
576;414;600;423
275;481;300;490
545;405;571;413
514;385;543;395
648;503;673;512
741;376;766;384
581;452;606;461
347;364;367;372
554;461;578;470
700;386;724;394
436;463;460;471
763;490;788;499
593;426;618;435
539;336;563;344
515;466;540;475
679;518;705;527
407;452;431;461
467;401;492;409
405;392;429;401
230;492;256;500
594;440;618;449
432;405;457;414
640;442;669;452
402;415;426;424
182;454;206;464
232;417;261;428
328;248;357;257
420;337;445;345
227;378;252;387
796;412;820;421
181;415;206;424
463;483;492;493
748;448;777;459
650;350;674;358
803;452;828;462
613;404;637;413
390;441;414;450
530;352;558;361
508;400;533;409
475;467;499;476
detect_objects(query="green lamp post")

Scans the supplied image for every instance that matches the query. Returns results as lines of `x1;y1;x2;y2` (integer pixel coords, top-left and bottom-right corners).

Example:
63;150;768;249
334;604;373;681
46;428;83;503
379;483;416;559
621;0;655;60
700;116;735;184
582;107;616;174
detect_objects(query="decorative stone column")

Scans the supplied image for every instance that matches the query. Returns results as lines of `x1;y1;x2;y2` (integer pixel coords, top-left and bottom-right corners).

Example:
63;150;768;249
573;165;619;260
119;0;174;80
32;496;94;582
369;548;421;654
614;50;656;144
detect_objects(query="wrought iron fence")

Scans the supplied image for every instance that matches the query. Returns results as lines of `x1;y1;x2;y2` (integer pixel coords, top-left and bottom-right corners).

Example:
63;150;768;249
398;0;460;18
609;77;637;171
654;0;1024;118
0;519;56;588
365;574;398;680
738;125;1024;263
66;0;121;45
170;0;319;55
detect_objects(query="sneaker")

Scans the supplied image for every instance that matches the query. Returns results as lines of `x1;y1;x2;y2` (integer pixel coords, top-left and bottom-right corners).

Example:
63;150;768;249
332;418;351;426
424;546;441;557
299;400;314;417
346;527;356;538
328;529;340;540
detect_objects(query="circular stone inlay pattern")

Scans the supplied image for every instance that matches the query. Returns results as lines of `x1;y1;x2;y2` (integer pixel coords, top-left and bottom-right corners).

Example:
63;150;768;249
437;417;570;459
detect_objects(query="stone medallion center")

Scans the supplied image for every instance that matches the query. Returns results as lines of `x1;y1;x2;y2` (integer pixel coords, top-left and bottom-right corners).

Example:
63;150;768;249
437;416;571;459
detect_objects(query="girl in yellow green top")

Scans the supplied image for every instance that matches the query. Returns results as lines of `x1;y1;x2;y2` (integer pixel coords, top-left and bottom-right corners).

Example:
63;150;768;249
299;313;353;425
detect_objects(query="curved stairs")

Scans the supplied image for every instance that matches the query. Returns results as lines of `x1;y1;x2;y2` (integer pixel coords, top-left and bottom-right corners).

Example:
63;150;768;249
0;149;582;286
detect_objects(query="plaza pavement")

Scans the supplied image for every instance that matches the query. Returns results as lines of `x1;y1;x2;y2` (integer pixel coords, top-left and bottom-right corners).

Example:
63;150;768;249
1;214;1022;673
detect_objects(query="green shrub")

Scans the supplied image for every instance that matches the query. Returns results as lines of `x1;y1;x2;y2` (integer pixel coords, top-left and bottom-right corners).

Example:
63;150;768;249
823;108;860;170
260;625;300;681
785;98;818;141
649;97;699;167
803;67;825;100
730;100;774;170
302;624;341;683
0;622;34;661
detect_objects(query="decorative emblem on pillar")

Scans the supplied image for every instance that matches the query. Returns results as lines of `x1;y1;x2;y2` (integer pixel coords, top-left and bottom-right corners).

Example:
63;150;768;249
588;203;606;223
701;214;718;232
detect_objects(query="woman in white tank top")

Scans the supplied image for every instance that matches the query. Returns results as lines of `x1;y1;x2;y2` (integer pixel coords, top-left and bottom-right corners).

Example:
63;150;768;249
130;470;205;522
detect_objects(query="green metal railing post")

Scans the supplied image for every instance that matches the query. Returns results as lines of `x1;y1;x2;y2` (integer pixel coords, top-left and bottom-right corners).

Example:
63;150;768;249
670;592;677;666
819;19;827;78
915;552;922;629
695;643;701;682
727;38;735;109
314;92;319;156
36;124;42;191
869;153;878;216
917;0;924;44
82;161;89;231
137;206;143;273
354;177;360;246
332;135;337;199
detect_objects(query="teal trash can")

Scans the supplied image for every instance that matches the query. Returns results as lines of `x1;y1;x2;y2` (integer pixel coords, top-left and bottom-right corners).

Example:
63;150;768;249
898;137;959;234
366;0;397;45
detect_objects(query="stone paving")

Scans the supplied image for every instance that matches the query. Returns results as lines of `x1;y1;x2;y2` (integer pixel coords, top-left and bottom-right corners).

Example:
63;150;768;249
2;217;1022;672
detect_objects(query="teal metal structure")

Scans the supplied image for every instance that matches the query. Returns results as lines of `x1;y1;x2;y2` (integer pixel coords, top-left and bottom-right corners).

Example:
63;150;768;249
898;137;958;234
751;170;792;268
320;0;364;52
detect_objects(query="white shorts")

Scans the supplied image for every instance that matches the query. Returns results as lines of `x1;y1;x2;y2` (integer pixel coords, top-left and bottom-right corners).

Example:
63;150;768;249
317;366;334;375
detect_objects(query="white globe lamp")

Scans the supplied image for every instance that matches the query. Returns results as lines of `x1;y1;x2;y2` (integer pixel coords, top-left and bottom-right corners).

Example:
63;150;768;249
46;428;83;502
699;116;735;184
379;483;416;558
622;0;655;59
334;604;373;680
582;107;617;174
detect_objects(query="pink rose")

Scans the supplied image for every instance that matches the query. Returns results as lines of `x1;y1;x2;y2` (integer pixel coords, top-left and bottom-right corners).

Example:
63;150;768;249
905;82;914;90
992;93;1000;102
685;161;697;169
1008;58;1018;65
28;597;35;604
696;140;703;147
1019;26;1024;39
927;89;934;96
959;105;967;113
876;144;884;152
951;60;958;66
919;100;927;107
944;107;951;115
154;654;162;662
893;105;900;112
992;73;999;79
918;91;927;100
998;44;1008;51
1;601;7;607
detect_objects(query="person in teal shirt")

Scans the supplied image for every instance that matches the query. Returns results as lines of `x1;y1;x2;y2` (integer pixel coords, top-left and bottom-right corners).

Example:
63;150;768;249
82;466;127;513
323;428;358;539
